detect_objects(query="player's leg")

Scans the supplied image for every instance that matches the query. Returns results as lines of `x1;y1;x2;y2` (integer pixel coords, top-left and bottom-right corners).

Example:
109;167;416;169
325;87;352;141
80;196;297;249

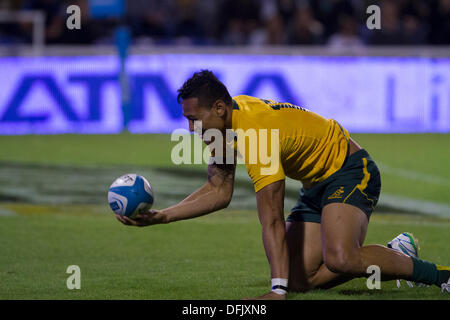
321;203;414;280
321;202;450;289
285;206;442;291
286;220;356;291
289;148;450;292
286;220;321;291
286;187;357;291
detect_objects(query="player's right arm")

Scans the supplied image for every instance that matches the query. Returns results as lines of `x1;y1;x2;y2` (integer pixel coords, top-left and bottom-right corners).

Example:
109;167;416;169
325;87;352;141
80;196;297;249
117;161;236;227
163;161;236;222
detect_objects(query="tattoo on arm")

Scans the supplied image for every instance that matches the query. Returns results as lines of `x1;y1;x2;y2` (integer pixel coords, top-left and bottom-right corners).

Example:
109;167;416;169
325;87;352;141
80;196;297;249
207;162;236;187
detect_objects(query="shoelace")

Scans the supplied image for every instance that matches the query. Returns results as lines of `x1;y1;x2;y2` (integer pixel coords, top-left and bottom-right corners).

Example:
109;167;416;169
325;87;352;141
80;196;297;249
441;281;450;293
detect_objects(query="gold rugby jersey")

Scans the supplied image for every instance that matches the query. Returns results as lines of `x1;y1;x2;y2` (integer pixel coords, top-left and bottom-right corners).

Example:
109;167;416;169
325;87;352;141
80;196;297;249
231;95;349;192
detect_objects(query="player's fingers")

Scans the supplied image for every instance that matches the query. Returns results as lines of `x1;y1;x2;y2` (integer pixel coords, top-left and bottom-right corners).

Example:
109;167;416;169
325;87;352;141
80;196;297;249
133;214;147;223
123;216;139;226
134;213;156;225
134;213;146;220
115;214;127;224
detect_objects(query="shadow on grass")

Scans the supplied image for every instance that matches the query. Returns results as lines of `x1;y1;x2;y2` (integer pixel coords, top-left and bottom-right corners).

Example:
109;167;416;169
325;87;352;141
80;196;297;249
337;288;395;296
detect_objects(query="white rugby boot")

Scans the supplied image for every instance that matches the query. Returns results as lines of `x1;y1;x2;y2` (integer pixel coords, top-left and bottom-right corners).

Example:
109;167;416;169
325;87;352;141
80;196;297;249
387;232;423;288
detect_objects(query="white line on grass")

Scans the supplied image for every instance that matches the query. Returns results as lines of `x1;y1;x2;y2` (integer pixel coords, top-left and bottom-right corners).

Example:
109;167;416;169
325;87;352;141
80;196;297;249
378;194;450;218
378;163;450;187
0;208;17;216
237;166;450;218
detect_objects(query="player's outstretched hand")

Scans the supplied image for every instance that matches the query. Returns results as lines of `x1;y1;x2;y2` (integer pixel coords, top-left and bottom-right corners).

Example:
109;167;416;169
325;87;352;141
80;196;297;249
115;209;166;227
242;291;286;300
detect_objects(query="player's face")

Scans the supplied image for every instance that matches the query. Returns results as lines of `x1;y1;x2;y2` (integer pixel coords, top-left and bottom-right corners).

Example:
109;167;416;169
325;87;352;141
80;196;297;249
181;97;226;135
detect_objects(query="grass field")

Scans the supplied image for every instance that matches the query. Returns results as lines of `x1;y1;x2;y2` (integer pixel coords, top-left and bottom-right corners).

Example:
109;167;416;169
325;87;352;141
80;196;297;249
0;133;449;300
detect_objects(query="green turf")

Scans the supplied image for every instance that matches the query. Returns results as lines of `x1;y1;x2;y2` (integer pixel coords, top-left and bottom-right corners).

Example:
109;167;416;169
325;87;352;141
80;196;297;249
352;134;450;178
1;133;449;171
0;134;180;168
352;134;450;205
1;133;449;300
1;134;449;207
0;205;449;300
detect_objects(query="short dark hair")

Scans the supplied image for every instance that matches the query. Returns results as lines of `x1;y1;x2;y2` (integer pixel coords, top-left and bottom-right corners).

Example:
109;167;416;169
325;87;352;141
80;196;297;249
177;70;232;108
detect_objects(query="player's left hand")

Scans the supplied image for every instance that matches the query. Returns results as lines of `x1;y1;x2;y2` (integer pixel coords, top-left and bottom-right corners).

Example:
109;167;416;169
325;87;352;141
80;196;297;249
242;291;286;300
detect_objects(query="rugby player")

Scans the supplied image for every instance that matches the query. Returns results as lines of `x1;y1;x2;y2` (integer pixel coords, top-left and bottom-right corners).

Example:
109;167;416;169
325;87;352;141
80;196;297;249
116;70;450;299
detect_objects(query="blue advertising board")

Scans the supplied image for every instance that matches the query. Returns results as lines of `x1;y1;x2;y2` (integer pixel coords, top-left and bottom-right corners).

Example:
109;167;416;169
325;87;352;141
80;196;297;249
88;0;125;19
0;54;449;134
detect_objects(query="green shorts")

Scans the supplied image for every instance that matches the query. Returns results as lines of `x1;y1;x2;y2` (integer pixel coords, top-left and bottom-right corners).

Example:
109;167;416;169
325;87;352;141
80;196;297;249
286;149;381;224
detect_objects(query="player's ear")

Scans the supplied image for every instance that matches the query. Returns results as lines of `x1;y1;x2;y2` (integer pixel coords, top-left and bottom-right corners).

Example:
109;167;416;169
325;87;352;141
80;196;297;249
213;100;226;117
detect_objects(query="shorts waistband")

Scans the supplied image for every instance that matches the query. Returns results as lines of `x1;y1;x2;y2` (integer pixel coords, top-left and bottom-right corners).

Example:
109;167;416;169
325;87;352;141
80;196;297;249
340;148;370;168
348;148;370;160
303;149;371;190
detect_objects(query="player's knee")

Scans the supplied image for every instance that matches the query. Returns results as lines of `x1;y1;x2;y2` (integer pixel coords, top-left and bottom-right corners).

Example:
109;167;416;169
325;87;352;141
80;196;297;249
323;247;360;275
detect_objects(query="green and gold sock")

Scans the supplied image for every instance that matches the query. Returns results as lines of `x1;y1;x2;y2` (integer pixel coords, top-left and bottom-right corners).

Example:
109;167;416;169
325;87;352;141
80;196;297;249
411;257;450;287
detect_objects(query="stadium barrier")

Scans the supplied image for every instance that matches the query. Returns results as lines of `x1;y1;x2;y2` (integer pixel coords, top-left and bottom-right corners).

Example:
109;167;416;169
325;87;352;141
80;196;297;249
0;46;449;134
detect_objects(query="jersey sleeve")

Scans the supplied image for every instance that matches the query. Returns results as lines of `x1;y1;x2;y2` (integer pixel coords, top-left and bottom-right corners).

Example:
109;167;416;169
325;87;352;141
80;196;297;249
245;159;285;193
232;96;286;192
